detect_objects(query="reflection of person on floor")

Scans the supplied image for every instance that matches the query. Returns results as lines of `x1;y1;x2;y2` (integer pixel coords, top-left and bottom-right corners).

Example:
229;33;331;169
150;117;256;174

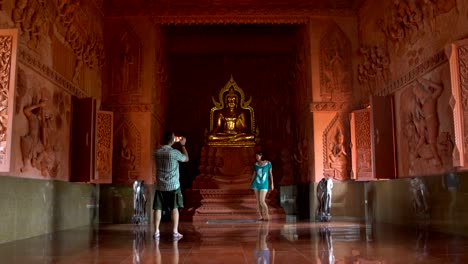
251;151;274;221
318;226;335;264
443;168;459;222
254;223;275;264
132;225;146;264
155;239;179;264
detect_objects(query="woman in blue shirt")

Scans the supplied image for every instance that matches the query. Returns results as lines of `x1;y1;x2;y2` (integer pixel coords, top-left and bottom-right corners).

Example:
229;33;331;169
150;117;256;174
251;151;274;221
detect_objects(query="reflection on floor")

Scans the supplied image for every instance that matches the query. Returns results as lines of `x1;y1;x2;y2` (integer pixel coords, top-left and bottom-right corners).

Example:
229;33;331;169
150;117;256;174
0;220;467;263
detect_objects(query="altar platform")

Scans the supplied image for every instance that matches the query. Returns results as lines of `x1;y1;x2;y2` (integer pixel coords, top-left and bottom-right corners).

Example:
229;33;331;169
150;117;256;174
182;146;286;222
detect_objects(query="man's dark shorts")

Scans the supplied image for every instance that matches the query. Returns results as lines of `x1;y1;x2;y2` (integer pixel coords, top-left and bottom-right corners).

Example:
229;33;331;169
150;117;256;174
153;188;184;211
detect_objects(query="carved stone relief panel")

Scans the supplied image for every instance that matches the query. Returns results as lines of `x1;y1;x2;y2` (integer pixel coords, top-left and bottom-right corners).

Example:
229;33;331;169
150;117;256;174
396;62;454;176
113;119;141;183
350;108;372;180
12;0;50;51
378;0;457;56
320;23;352;102
0;29;18;172
111;28;141;95
357;45;390;95
54;0;106;70
448;38;468;167
16;66;71;179
10;0;105;97
323;113;351;181
96;111;113;183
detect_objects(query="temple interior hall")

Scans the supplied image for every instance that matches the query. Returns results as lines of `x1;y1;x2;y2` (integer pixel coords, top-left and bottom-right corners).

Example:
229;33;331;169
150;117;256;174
1;0;468;263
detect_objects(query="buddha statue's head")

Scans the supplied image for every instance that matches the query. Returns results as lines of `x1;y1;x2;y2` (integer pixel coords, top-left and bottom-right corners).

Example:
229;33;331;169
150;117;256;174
225;89;239;109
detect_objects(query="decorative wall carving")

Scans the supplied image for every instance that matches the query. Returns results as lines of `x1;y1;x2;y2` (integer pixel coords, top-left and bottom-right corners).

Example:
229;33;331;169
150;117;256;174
320;24;353;102
113;119;141;183
310;102;352;112
380;50;447;95
111;29;141;95
12;0;49;50
10;0;105;94
323;113;351;181
96;111;113;182
293;127;310;183
0;30;17;172
357;45;390;94
19;83;71;178
18;48;86;98
399;75;453;175
55;0;106;71
378;0;457;54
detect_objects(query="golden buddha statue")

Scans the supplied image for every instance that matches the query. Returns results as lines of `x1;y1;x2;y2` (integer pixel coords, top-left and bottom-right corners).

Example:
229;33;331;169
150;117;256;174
207;76;258;146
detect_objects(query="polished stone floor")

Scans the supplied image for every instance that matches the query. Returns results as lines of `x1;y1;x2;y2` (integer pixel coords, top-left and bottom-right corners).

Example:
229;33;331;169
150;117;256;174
0;219;467;263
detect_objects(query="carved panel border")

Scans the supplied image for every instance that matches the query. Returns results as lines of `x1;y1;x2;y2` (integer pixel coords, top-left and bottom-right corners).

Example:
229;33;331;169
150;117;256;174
0;29;18;172
379;50;447;96
322;113;339;175
96;111;113;183
310;102;352;112
18;48;86;98
449;39;468;167
151;16;311;25
350;108;372;180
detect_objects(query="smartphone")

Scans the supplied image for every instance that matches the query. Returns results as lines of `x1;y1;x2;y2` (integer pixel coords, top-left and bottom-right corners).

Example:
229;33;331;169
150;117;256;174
175;136;182;142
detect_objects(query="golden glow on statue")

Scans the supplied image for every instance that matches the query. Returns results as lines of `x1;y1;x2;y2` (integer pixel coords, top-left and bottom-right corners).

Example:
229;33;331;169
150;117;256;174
207;76;258;146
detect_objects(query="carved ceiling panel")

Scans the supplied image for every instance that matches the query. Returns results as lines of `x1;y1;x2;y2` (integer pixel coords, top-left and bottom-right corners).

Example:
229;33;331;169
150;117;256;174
104;0;363;19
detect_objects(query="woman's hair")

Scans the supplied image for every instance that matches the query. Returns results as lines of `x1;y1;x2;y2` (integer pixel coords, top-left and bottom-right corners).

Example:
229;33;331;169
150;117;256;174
255;151;264;160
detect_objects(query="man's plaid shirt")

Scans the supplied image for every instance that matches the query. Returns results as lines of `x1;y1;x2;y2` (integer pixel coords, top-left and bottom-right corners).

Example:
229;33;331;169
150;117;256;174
154;145;186;191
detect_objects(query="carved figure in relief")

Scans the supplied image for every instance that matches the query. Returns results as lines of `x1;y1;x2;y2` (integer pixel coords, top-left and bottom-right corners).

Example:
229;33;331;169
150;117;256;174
438;131;453;158
358;45;390;93
120;128;136;171
422;0;437;33
12;0;28;31
322;37;349;99
413;77;443;167
83;34;97;69
117;35;134;93
293;136;309;182
20;98;47;172
27;8;47;49
328;128;348;180
58;0;80;27
95;41;106;69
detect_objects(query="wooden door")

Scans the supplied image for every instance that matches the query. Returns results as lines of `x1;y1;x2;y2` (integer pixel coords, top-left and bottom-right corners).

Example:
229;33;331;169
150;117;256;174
350;108;373;181
70;97;96;182
370;95;397;179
